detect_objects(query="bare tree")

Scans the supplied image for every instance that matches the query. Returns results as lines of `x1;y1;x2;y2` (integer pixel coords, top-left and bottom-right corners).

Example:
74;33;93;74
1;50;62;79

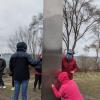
8;27;36;54
63;0;100;51
8;13;43;55
88;24;100;69
29;13;43;55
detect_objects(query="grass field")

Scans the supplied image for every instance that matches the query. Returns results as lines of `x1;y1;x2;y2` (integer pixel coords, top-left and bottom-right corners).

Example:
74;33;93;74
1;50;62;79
0;72;100;100
74;72;100;100
0;75;41;100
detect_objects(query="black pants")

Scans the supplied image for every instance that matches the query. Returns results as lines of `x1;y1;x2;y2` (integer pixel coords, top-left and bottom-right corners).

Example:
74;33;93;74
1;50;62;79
12;75;14;87
34;74;41;89
0;72;4;86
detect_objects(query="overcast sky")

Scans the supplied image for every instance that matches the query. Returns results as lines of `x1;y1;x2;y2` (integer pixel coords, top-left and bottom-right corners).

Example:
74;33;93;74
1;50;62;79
61;0;100;57
75;0;100;56
0;0;43;53
0;0;100;56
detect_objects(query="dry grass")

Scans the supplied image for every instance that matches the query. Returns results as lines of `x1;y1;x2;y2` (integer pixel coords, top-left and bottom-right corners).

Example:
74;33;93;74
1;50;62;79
74;72;100;100
0;72;100;100
0;75;41;100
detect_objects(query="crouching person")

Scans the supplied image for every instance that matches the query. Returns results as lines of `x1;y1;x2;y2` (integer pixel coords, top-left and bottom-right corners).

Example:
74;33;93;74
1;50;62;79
52;72;84;100
9;42;41;100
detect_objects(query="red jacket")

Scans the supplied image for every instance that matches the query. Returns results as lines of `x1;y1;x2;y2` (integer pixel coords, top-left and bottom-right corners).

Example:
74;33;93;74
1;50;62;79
52;72;84;100
62;56;78;79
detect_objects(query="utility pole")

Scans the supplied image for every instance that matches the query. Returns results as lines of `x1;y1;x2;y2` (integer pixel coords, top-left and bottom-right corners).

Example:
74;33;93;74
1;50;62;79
42;0;63;100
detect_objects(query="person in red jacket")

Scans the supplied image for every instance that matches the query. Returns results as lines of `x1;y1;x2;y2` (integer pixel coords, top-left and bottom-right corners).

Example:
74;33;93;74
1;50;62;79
52;72;84;100
62;50;78;79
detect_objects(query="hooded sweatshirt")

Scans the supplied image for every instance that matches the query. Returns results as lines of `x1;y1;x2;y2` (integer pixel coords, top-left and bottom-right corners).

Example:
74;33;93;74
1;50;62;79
9;42;40;81
62;55;78;79
52;72;84;100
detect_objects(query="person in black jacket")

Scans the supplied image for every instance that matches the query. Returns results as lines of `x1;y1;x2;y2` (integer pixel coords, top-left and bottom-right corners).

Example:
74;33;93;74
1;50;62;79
9;42;41;100
0;54;6;89
33;54;42;91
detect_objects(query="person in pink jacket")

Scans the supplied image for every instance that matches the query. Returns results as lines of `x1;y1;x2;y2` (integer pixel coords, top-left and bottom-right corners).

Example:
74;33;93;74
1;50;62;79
52;72;84;100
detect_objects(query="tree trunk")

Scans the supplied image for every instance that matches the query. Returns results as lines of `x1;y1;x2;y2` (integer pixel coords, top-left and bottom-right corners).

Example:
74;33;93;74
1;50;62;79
96;49;99;70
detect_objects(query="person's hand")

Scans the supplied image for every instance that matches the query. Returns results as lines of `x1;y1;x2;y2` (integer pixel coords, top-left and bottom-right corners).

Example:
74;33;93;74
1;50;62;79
52;84;55;88
70;71;75;74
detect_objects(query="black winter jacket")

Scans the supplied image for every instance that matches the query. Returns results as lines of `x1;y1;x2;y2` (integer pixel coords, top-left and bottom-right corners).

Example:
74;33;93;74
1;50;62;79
9;52;40;81
0;58;6;72
9;42;40;81
35;59;42;74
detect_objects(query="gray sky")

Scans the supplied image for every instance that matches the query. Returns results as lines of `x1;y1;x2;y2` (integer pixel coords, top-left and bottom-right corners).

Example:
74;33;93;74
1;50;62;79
0;0;100;56
62;0;100;57
93;0;100;7
0;0;43;53
75;0;100;56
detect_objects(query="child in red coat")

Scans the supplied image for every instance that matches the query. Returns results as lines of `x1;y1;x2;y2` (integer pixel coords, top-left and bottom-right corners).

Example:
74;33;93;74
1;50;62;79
52;72;84;100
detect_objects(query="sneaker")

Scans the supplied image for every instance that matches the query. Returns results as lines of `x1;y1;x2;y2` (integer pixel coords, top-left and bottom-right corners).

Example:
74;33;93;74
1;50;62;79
11;87;15;90
3;86;6;89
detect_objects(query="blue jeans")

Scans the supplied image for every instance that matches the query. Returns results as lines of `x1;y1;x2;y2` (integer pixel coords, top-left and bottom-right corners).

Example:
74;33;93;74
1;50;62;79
13;80;29;100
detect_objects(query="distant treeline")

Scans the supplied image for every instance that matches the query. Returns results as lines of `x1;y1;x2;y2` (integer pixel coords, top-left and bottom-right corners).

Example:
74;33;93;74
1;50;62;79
2;54;100;72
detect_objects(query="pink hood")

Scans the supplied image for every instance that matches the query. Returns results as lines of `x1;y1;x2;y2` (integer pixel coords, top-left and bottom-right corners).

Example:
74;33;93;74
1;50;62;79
52;72;84;100
58;72;69;84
